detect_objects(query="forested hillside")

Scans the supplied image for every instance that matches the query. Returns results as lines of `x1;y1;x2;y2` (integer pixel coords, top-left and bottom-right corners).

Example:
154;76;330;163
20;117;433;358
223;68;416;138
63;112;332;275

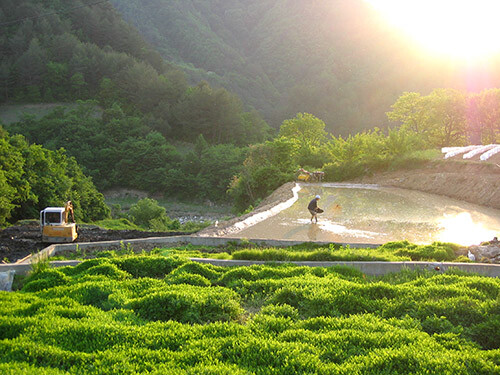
0;0;271;145
2;0;499;221
0;126;109;225
109;0;500;135
0;0;273;217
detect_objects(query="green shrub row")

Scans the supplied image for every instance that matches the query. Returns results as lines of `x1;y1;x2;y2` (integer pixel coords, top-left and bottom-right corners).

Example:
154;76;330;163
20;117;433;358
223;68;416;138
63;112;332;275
231;241;462;262
1;308;498;374
53;241;467;264
1;255;498;374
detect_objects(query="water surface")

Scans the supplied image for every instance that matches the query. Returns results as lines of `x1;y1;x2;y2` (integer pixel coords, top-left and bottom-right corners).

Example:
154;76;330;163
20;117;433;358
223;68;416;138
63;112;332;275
227;184;500;245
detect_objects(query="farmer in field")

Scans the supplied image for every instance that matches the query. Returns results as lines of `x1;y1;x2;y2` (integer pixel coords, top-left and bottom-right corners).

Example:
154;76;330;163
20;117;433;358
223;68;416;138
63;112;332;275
308;195;323;223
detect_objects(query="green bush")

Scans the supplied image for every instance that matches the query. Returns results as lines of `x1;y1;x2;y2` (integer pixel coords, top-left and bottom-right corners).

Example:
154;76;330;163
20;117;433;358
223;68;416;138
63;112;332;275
128;285;242;323
0;315;34;340
231;247;408;262
165;272;211;287
111;256;188;278
393;242;457;261
216;267;258;286
57;280;121;310
22;269;70;292
128;198;169;229
467;315;500;350
260;304;300;320
83;263;132;280
421;315;460;335
0;361;68;374
94;218;140;230
169;261;223;281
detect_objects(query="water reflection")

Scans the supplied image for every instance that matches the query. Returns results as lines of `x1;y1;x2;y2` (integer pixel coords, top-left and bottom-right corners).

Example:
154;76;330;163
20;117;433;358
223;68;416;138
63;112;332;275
227;184;500;245
307;222;319;241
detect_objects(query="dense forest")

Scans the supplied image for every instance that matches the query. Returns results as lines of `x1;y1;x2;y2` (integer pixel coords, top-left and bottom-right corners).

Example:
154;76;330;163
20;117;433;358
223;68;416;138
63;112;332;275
109;0;500;134
0;126;109;225
6;102;248;202
0;0;271;145
0;0;271;224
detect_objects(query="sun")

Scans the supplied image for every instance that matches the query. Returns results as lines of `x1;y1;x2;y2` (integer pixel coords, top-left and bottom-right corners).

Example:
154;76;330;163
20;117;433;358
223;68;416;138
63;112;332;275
365;0;500;61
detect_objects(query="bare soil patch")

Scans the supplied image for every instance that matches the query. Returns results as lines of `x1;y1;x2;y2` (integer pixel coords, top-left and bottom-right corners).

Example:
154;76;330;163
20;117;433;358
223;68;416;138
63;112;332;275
353;160;500;209
0;222;189;263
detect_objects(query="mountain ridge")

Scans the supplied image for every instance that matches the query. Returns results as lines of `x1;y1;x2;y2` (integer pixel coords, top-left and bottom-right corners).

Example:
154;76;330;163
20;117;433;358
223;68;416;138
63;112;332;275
110;0;500;134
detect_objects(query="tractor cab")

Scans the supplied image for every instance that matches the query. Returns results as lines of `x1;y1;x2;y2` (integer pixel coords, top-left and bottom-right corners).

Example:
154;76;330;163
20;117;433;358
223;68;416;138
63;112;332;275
40;202;78;243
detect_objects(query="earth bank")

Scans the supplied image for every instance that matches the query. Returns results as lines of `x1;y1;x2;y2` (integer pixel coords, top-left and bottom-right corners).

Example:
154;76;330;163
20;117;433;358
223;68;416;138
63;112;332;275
354;160;500;209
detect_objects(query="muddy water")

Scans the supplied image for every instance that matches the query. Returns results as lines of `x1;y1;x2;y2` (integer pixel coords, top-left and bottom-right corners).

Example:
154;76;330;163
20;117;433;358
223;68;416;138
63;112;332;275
227;183;500;245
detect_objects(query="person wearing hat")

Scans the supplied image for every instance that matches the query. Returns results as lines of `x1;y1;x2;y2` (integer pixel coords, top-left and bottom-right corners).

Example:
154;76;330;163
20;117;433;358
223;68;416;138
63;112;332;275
308;195;323;223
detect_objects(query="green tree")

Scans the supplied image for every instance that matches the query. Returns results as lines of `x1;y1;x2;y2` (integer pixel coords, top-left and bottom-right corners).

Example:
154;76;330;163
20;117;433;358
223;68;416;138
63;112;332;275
279;112;327;147
387;92;432;135
477;89;500;143
70;72;87;99
0;169;16;226
0;127;108;225
16;38;48;87
279;113;327;167
228;137;296;211
426;88;467;147
44;62;69;100
128;197;167;228
0;131;31;224
0;62;13;101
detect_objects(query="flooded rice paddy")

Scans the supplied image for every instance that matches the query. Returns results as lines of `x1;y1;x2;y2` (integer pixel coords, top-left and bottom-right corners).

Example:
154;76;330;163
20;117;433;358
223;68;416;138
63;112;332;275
226;184;500;246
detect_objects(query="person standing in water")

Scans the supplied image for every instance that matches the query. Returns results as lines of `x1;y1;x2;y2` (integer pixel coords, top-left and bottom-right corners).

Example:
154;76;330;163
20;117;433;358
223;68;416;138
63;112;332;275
308;195;322;223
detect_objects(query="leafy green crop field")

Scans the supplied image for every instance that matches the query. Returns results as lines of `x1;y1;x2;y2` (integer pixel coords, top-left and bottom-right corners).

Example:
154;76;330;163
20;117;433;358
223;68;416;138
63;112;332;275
1;255;499;374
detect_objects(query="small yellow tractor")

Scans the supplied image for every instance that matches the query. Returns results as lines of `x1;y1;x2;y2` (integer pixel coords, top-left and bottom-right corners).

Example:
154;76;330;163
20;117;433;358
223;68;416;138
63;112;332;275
297;168;325;182
39;201;78;243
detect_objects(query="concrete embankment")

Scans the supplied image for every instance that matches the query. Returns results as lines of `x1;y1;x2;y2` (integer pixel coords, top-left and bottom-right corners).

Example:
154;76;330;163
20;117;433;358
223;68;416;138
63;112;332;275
1;235;499;278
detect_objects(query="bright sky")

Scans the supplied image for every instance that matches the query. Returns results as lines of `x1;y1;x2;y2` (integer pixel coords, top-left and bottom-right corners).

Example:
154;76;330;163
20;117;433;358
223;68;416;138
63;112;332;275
365;0;500;62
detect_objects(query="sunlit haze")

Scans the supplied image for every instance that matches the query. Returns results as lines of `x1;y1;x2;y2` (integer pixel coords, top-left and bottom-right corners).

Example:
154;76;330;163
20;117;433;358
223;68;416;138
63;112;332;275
365;0;500;62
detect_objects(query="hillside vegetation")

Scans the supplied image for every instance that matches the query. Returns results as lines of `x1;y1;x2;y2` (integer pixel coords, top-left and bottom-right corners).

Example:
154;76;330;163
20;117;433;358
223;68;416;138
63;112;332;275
0;0;271;223
110;0;500;134
0;0;271;144
0;126;108;225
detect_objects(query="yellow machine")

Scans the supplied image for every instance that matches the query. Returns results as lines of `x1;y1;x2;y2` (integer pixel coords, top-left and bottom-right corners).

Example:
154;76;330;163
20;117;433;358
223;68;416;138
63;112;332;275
297;168;325;182
40;201;78;243
297;173;311;182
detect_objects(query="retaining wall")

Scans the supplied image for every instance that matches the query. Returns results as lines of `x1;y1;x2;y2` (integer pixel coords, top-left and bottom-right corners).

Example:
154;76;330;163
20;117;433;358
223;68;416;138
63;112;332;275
0;235;499;277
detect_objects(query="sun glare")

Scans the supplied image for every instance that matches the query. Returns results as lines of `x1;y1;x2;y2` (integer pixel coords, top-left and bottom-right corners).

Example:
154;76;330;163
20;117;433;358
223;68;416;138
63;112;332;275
437;212;498;246
365;0;500;61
